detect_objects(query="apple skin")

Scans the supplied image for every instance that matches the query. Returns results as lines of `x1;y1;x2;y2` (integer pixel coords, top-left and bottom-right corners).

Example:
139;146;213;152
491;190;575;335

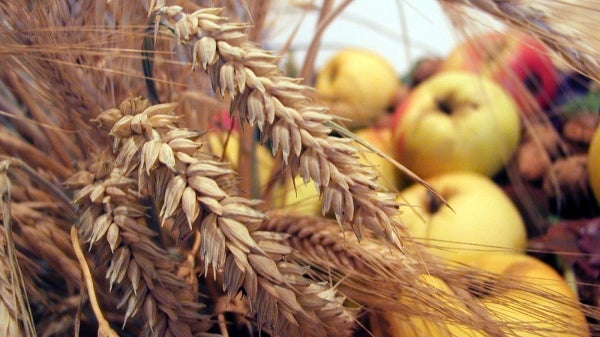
391;71;521;179
587;124;600;206
353;127;405;191
315;48;399;128
467;252;591;337
370;274;485;337
372;253;590;337
442;30;558;115
396;171;527;263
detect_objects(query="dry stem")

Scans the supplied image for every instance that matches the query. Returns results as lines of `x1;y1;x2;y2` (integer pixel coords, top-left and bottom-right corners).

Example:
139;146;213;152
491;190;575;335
71;226;118;337
441;0;600;82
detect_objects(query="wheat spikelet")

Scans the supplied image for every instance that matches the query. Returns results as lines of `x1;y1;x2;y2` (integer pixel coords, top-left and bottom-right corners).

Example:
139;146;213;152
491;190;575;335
441;0;600;82
261;212;500;334
148;5;405;247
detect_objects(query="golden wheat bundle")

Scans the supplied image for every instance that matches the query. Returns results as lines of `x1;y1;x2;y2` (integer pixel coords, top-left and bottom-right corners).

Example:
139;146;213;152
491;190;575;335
0;1;599;337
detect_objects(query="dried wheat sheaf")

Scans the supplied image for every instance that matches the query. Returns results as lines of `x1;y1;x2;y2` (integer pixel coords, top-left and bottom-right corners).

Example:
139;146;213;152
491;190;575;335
1;1;600;337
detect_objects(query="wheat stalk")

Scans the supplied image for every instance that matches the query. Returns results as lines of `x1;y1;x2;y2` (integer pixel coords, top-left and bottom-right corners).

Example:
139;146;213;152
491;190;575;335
148;5;406;247
440;0;600;82
0;227;29;337
0;166;37;337
0;157;98;336
263;211;600;337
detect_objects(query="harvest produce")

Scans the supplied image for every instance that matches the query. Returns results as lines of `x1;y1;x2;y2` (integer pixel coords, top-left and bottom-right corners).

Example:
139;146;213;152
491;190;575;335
391;71;521;179
1;1;599;337
442;30;558;116
397;171;527;263
588;121;600;205
315;48;400;128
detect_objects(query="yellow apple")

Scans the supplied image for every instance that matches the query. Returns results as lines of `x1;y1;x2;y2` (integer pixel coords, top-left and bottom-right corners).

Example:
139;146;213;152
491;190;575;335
391;71;521;179
397;171;526;263
353;127;405;191
371;274;485;337
372;254;590;337
315;48;399;128
467;252;590;337
205;130;274;193
587;124;600;206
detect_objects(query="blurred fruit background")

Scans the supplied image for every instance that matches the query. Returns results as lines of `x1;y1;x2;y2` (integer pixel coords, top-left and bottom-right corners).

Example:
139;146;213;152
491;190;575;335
267;1;600;334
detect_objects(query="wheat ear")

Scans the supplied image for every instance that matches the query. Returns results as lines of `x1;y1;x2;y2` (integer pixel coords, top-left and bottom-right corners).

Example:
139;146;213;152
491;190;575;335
69;152;206;337
149;5;405;247
91;97;356;337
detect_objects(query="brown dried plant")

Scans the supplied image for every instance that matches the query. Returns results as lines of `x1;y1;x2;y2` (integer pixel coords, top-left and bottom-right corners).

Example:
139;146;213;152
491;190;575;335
0;1;599;337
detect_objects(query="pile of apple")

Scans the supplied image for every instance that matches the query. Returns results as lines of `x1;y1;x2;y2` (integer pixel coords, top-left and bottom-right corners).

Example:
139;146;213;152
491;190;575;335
310;28;599;336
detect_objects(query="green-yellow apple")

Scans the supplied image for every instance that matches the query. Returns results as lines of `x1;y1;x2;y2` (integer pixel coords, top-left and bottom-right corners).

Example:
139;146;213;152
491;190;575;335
442;30;558;116
315;48;399;128
396;171;526;263
391;71;521;179
372;254;590;337
353;127;405;191
587;124;600;206
467;252;591;337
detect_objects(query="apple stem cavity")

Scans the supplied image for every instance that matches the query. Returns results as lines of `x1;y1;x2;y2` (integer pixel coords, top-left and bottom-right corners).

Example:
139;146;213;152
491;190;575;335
524;72;542;96
436;98;454;115
328;64;338;83
426;190;444;213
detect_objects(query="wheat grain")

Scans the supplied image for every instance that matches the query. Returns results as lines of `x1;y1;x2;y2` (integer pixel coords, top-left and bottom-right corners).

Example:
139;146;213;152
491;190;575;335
148;5;406;247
